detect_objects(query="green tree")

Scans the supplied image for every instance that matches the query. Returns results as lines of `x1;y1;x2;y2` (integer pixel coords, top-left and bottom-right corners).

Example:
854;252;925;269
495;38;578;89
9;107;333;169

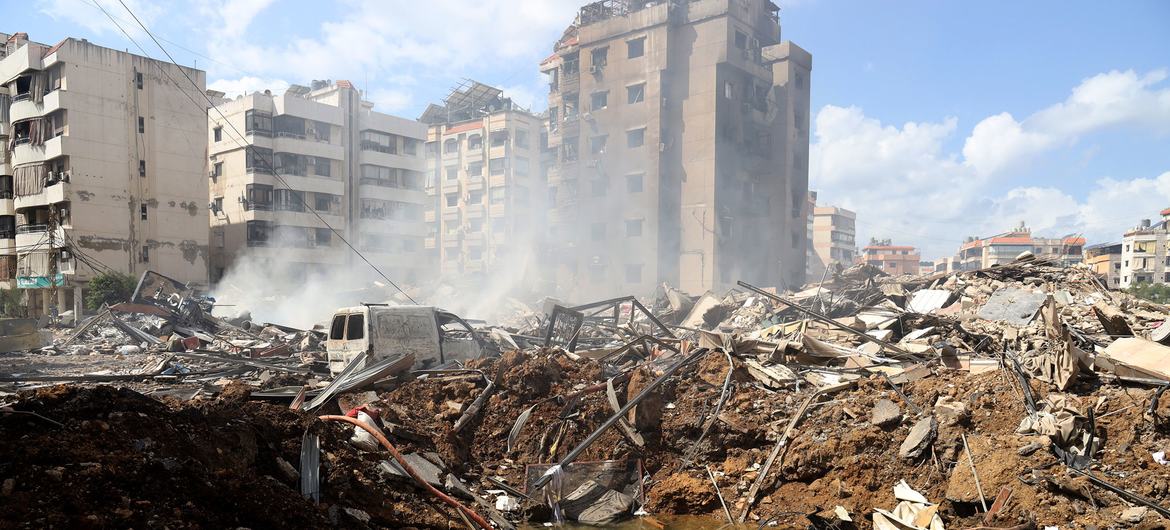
1126;282;1170;304
0;288;25;317
85;271;136;311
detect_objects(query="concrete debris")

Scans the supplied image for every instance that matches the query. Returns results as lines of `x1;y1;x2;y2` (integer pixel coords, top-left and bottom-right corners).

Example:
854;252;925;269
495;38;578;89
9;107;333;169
4;260;1170;528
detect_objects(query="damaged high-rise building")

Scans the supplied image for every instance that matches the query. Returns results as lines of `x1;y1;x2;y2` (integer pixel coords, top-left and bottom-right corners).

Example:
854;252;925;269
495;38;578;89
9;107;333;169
0;32;210;316
541;0;812;299
207;81;428;286
419;82;544;283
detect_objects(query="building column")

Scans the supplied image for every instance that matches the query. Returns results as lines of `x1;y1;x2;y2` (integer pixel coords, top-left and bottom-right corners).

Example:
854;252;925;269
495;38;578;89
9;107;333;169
73;285;83;318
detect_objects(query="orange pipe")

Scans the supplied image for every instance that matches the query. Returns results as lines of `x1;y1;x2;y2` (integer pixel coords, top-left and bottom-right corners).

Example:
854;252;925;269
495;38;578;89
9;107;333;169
318;414;493;530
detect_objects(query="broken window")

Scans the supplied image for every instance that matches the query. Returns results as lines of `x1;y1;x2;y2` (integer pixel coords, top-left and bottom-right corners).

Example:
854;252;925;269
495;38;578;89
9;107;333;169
563;94;579;119
562;53;579;75
625;264;642;283
627;37;645;58
140;246;149;263
724;81;735;100
467;162;484;177
446;194;458;207
591;91;608;111
274;115;307;138
138;116;145;134
314;193;337;212
591;222;605;241
490;131;508;147
140;204;148;221
469;190;484;204
548;108;559;132
329;315;346;340
246;147;273;173
212;197;223;215
734;30;748;50
244;184;273;210
626;219;643;237
315;228;332;247
213;126;222;142
515;129;530;149
589;135;607;155
627;83;645;104
274;152;307;176
446;166;459;180
468;134;483;150
346;314;364;340
138;160;146;178
135;71;143;89
443;138;458;153
312;157;332;177
245;110;273;136
562;137;578;162
591;47;608;69
626;173;643;193
626;128;645;148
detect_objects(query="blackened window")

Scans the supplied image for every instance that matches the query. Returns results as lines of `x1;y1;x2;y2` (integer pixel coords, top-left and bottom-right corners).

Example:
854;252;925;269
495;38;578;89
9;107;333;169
627;37;645;58
245;110;273;136
138;116;145;133
626;128;645;148
346;314;364;340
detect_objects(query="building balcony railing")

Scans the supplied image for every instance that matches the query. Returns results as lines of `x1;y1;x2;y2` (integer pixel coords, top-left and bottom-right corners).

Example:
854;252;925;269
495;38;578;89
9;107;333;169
16;224;47;234
243;200;273;211
0;230;14;239
0;191;12;200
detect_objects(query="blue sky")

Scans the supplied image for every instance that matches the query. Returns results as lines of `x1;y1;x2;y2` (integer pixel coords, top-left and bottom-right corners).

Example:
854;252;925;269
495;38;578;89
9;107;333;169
12;0;1170;259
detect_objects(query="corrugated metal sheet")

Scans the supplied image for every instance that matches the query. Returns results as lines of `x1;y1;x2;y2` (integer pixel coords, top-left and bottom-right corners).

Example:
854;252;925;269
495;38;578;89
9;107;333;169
908;289;953;314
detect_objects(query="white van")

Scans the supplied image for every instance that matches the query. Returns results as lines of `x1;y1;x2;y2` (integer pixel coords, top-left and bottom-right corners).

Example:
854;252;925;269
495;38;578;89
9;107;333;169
325;305;485;375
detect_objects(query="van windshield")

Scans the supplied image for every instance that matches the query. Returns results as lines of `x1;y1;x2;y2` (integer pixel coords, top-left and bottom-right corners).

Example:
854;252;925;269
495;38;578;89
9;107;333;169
329;315;346;340
346;314;365;340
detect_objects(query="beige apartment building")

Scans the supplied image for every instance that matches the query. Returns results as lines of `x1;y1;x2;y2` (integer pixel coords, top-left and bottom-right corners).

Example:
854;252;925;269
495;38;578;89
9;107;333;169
861;240;920;276
1118;211;1170;289
1;33;209;316
958;224;1085;271
807;204;856;281
1085;242;1122;289
541;0;812;299
208;81;428;287
419;82;544;281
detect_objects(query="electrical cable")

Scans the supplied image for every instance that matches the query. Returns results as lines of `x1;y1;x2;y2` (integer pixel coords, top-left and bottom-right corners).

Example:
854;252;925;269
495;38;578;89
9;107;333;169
110;0;419;304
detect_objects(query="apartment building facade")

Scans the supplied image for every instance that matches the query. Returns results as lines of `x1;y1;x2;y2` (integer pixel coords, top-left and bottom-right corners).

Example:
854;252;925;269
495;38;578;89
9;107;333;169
807;204;856;281
541;0;811;299
1;33;209;316
958;224;1085;271
861;240;920;276
1118;212;1170;289
1085;242;1122;289
419;82;544;282
208;81;427;287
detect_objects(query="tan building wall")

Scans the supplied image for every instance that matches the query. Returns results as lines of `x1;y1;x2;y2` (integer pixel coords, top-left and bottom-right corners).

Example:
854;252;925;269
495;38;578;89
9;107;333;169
861;244;920;276
1085;243;1122;289
1;33;209;316
808;205;855;281
208;82;427;287
541;0;811;299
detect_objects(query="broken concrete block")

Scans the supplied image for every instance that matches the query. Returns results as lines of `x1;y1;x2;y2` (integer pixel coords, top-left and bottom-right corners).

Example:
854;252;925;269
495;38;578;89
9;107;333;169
1119;506;1147;523
933;398;969;427
871;399;902;429
899;416;937;459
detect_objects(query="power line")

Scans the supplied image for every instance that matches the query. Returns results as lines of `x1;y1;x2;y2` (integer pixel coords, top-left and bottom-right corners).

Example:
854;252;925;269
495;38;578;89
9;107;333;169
102;0;418;304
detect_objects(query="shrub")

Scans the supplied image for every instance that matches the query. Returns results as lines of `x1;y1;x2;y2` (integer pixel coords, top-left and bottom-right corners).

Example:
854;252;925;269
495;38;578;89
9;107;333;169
85;271;136;311
1126;282;1170;305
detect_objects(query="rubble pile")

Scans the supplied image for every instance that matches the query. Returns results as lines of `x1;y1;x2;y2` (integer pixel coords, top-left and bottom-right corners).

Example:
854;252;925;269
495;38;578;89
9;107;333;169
2;259;1170;529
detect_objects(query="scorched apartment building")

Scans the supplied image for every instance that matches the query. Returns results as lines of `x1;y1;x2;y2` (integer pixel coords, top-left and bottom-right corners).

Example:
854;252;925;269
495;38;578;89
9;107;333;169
0;32;209;317
541;0;812;299
207;81;428;286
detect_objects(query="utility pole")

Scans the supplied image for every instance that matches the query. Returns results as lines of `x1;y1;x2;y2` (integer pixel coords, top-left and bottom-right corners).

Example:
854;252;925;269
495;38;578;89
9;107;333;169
47;206;58;319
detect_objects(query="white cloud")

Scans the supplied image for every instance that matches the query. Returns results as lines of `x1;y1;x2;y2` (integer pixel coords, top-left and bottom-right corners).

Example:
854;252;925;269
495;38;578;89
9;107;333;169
207;76;289;98
963;69;1170;176
39;0;162;42
812;68;1170;259
367;88;413;114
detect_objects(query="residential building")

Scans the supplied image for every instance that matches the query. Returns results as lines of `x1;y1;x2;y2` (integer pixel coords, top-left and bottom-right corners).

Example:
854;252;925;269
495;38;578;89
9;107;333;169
1119;212;1170;289
919;260;935;275
933;256;959;275
419;82;544;282
958;223;1085;271
540;0;811;299
1085;242;1122;289
861;239;920;276
1;33;209;316
804;190;816;281
208;80;427;286
807;204;856;282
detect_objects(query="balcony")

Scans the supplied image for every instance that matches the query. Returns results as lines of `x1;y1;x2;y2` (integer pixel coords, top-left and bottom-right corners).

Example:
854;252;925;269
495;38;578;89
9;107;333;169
489;174;507;188
0;196;14;216
441;179;460;194
14;180;69;210
9;98;41;123
465;260;484;273
15;225;66;251
465;231;484;244
0;237;13;255
441;209;460;222
442;237;460;248
466;204;485;218
490;203;506;218
466;176;485;192
424;237;436;249
273;133;344;160
0;44;43;85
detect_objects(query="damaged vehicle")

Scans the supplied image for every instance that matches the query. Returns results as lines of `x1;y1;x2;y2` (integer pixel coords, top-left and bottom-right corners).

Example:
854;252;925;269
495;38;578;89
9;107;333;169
326;305;486;375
